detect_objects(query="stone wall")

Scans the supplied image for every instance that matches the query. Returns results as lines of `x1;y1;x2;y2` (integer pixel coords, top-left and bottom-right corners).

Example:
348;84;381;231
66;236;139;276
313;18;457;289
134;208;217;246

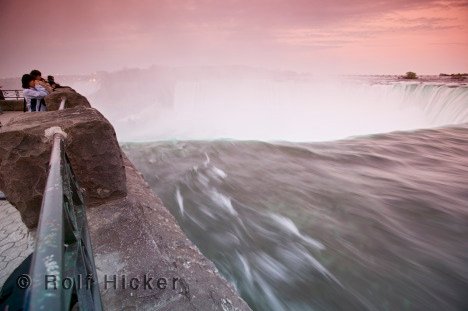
0;91;126;228
0;100;23;111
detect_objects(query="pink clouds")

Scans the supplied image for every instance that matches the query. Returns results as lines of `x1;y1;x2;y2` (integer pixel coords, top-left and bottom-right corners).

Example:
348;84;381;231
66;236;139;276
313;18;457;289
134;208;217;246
0;0;467;76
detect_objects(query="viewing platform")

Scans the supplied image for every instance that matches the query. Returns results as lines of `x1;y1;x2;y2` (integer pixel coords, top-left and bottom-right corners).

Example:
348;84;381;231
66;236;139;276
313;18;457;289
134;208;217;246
0;94;33;290
0;200;34;289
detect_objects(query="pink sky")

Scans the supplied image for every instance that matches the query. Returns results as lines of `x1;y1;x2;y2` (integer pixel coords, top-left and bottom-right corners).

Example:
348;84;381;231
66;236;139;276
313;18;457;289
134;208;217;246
0;0;467;77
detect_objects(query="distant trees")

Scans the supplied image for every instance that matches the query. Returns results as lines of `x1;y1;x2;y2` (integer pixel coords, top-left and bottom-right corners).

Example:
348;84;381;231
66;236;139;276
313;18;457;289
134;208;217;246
439;73;467;80
403;71;418;79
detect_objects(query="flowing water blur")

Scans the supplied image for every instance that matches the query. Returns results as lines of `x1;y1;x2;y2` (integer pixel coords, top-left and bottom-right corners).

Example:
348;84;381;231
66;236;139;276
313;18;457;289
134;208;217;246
117;80;468;311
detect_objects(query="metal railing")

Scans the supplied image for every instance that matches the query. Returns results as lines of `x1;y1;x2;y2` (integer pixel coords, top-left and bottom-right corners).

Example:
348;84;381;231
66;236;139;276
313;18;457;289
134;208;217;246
59;97;66;110
25;99;103;310
0;89;23;100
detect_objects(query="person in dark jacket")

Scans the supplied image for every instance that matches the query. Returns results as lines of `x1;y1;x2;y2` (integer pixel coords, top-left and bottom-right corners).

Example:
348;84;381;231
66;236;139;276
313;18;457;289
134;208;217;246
47;75;65;90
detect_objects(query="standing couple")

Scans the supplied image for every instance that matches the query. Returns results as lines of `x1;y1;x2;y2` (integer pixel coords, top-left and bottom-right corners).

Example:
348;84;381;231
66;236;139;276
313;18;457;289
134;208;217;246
21;70;54;112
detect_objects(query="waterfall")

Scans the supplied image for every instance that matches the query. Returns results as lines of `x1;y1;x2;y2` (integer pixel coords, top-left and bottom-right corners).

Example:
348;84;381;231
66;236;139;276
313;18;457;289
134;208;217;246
87;76;468;142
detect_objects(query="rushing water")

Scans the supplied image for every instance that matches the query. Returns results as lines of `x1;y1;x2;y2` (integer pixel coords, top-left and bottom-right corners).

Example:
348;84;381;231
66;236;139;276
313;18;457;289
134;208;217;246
118;81;468;311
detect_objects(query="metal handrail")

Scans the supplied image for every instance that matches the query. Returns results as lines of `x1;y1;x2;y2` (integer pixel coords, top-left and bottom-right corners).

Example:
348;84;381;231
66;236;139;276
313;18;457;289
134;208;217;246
25;98;103;310
0;89;23;100
26;133;65;310
59;97;66;110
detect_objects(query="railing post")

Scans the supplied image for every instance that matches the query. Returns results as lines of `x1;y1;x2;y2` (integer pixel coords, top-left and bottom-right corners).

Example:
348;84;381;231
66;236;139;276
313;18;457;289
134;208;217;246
59;97;66;110
0;89;24;100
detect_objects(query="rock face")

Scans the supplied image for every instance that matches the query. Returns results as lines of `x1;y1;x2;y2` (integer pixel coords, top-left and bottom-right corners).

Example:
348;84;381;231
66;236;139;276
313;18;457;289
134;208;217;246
0;107;126;228
88;155;251;310
45;88;91;111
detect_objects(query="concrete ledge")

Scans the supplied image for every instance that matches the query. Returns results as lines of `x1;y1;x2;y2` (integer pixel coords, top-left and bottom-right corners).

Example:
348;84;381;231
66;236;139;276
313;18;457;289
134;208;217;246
88;154;251;310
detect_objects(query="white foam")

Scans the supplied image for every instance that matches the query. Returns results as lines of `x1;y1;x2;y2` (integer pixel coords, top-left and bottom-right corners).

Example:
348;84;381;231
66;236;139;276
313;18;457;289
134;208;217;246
270;213;325;249
212;166;227;178
175;187;185;216
209;189;237;216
